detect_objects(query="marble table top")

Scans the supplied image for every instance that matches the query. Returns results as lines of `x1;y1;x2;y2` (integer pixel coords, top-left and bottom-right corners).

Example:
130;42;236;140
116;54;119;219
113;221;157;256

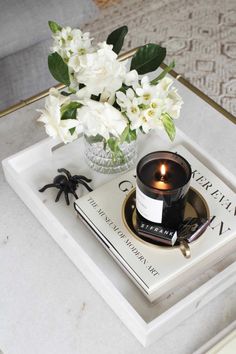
0;78;236;354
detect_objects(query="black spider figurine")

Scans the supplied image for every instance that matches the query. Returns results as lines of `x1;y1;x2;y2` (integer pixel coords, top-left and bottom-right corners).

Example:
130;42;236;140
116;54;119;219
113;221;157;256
39;168;93;205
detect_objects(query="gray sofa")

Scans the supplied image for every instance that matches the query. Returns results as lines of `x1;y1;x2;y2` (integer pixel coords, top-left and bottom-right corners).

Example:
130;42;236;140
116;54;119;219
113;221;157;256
0;0;98;112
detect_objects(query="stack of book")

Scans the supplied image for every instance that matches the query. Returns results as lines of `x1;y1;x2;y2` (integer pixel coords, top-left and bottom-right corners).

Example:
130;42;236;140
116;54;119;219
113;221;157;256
74;146;236;302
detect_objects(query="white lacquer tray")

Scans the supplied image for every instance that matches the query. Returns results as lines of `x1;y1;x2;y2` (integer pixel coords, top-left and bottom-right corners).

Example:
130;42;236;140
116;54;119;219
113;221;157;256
2;128;236;347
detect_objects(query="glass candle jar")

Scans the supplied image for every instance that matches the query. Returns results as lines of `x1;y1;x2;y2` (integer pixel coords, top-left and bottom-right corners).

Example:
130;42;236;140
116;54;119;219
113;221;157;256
136;151;192;229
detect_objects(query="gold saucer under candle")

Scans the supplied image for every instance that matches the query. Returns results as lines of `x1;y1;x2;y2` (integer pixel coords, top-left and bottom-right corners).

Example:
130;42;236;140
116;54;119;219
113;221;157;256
122;187;210;258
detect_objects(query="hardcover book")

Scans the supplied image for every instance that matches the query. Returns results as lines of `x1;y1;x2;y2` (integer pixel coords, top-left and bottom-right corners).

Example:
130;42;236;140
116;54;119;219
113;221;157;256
74;146;236;302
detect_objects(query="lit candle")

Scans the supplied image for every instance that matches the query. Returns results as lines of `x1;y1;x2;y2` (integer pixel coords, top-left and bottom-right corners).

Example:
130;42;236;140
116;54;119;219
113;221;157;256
153;163;172;190
160;163;166;178
136;151;192;229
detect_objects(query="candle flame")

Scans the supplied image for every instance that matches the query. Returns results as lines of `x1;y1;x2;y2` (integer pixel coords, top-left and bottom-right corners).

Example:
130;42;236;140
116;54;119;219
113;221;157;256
160;163;166;177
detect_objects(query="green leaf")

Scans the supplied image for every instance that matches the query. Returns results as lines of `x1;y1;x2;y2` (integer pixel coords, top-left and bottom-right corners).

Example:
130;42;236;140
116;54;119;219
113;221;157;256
107;137;117;152
119;126;130;144
90;94;100;101
60;101;82;136
117;125;137;145
162;114;176;141
138;103;149;110
107;26;128;54
103;140;107;151
69;127;76;135
130;44;166;75
128;129;137;141
85;134;104;144
48;20;62;33
48;52;70;86
151;61;175;85
68;87;76;94
61;91;72;96
117;83;129;95
123;127;137;143
107;136;126;162
61;102;82;120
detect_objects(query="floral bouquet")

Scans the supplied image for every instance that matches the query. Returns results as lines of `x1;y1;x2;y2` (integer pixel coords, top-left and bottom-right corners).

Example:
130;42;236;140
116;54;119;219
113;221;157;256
38;21;183;173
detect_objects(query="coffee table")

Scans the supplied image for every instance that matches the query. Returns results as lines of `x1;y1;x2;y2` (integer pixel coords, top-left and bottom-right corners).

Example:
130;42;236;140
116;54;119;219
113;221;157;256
0;49;235;354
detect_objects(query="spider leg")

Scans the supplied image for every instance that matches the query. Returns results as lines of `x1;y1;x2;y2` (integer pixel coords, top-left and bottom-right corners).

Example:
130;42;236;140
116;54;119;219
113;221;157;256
64;190;70;205
57;168;72;179
71;189;79;200
39;183;56;192
78;180;93;192
73;175;92;183
67;184;79;199
55;189;63;202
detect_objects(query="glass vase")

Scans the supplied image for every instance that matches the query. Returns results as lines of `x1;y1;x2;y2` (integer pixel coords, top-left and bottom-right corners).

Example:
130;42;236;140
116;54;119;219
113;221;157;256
83;134;138;174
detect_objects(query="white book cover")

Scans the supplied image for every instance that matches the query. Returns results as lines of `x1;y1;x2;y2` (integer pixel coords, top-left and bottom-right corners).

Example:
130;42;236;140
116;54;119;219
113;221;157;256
74;145;236;301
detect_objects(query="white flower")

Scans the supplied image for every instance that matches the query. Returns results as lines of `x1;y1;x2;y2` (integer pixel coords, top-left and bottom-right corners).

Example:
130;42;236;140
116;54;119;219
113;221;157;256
68;30;92;56
47;87;70;105
37;89;79;143
149;98;164;118
165;88;183;118
124;69;139;88
68;55;81;73
154;77;174;101
77;100;127;140
157;77;173;93
76;86;93;100
116;89;134;109
115;75;183;135
116;89;140;121
74;42;127;99
130;113;151;133
116;88;151;132
135;76;157;104
52;27;93;62
99;90;116;105
126;104;140;121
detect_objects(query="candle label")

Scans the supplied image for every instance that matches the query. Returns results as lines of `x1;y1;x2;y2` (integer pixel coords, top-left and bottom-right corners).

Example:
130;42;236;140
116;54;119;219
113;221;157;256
136;185;163;223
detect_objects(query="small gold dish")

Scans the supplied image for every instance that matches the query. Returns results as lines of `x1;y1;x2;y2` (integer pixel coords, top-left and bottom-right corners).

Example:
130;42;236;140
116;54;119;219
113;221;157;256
122;187;210;259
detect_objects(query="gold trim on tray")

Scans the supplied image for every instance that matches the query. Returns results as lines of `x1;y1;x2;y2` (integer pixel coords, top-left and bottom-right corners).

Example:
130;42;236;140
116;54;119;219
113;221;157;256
0;47;235;125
